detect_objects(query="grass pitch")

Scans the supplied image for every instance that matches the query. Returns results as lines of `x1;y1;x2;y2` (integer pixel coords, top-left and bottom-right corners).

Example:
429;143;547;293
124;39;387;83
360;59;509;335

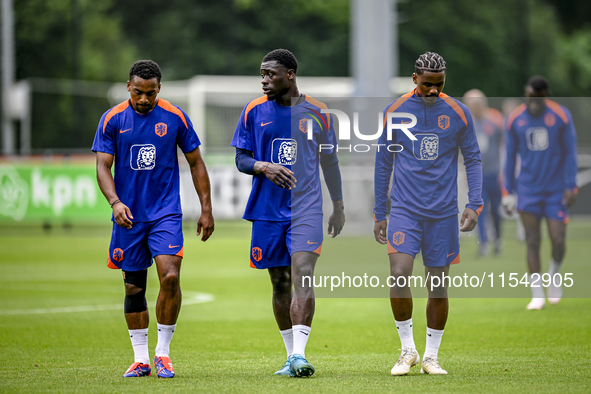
0;219;590;393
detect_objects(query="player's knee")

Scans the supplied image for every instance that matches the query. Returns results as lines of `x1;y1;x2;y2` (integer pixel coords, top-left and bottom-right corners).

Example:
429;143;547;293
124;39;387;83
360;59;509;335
123;270;148;313
124;283;142;296
270;274;291;293
390;267;411;280
427;285;448;299
551;238;565;249
292;264;314;282
549;232;565;248
525;232;541;249
159;271;180;292
551;239;565;256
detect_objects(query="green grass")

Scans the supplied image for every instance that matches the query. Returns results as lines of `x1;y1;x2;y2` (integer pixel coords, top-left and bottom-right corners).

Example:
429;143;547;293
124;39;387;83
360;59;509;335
0;219;590;393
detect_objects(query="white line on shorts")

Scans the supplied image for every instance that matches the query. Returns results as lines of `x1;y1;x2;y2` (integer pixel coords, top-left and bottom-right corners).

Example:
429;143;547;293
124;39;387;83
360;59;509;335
0;291;214;315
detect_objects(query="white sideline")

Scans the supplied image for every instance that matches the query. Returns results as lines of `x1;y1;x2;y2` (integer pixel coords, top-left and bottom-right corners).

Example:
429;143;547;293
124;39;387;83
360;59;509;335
0;291;214;315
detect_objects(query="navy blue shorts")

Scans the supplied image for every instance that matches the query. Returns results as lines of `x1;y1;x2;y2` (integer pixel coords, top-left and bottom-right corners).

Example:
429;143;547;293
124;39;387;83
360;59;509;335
387;208;460;267
249;214;323;269
107;214;184;271
518;192;569;223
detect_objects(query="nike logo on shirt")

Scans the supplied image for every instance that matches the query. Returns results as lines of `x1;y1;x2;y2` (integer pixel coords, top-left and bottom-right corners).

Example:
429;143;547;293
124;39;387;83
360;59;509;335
307;240;319;244
261;121;273;127
119;128;131;133
169;244;180;248
447;253;455;257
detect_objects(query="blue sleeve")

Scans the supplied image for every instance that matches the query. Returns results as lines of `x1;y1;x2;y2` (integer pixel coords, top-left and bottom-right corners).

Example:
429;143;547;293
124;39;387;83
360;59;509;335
373;124;395;222
459;112;484;213
320;152;342;201
176;108;201;153
562;108;578;191
91;111;116;154
231;105;252;151
236;148;256;175
503;118;518;194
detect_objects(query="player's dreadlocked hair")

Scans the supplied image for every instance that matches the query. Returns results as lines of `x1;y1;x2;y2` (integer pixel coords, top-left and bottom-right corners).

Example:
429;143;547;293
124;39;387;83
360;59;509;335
415;52;446;75
262;49;298;73
129;60;162;83
526;75;550;94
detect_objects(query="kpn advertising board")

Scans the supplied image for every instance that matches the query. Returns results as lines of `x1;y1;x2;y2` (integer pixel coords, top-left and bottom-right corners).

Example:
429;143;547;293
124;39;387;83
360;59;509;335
0;163;111;223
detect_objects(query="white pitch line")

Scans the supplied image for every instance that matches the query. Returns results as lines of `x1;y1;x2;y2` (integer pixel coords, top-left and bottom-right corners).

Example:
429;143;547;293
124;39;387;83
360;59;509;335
0;291;214;315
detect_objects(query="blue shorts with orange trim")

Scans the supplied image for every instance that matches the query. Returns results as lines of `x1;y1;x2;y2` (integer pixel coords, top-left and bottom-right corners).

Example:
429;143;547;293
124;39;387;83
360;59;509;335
249;214;323;269
107;214;184;271
387;208;460;267
517;191;569;223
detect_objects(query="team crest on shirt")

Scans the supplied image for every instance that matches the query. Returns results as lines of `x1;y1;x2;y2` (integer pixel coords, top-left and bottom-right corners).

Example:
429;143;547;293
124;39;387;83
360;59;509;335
526;127;549;151
252;247;262;262
544;113;556;127
412;134;439;160
272;138;297;165
130;144;156;170
299;118;308;133
438;115;450;130
392;232;405;246
155;123;167;137
113;248;124;262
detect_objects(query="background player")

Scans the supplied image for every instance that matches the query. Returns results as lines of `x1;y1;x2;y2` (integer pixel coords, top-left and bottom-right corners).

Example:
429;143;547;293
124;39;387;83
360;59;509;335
374;52;482;376
463;89;505;256
92;60;214;378
231;49;345;378
502;76;578;310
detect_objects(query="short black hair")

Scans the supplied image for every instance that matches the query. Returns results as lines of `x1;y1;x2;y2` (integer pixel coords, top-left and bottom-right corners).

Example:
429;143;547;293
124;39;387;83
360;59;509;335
415;52;446;75
262;49;298;73
129;60;162;83
526;75;550;94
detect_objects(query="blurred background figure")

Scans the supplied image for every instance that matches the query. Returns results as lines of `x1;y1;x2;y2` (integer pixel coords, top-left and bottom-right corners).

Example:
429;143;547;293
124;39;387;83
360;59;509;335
463;89;504;256
502;98;526;242
502;76;578;310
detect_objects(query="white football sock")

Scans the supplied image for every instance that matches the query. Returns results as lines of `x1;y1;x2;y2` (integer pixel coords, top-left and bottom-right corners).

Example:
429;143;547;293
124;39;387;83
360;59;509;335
155;323;176;357
548;259;563;276
280;328;294;358
530;274;545;299
292;325;311;358
395;318;416;350
129;328;149;364
424;327;444;359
